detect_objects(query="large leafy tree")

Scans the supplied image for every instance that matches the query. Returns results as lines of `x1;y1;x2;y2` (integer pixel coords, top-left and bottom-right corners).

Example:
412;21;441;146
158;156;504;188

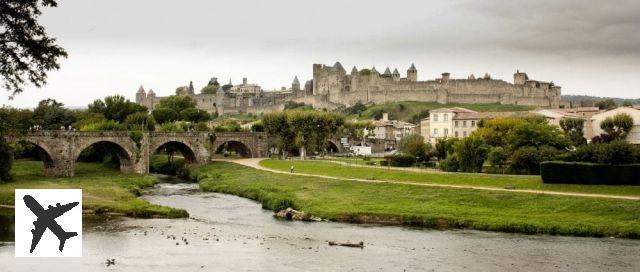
397;134;429;162
559;118;586;147
454;136;488;173
158;95;197;113
1;0;67;97
88;95;147;123
33;98;75;129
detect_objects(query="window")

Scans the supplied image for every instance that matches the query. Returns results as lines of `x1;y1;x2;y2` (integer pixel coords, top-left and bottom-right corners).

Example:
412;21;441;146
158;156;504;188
463;121;467;127
444;128;448;136
455;121;459;127
433;128;438;135
463;131;467;137
444;114;449;121
455;131;459;137
433;114;438;122
471;121;476;127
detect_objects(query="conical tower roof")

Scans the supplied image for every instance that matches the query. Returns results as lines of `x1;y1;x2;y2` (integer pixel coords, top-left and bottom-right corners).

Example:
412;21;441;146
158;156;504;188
334;61;344;71
147;89;156;96
408;63;417;71
383;67;391;75
137;85;145;93
393;68;399;74
351;66;358;75
371;66;379;74
292;76;300;85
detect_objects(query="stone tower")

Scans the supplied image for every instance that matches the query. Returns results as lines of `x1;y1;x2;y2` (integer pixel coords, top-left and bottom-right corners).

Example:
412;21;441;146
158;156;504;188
292;76;300;91
513;70;529;85
392;68;400;81
407;63;417;82
351;66;358;76
188;81;195;95
135;85;146;104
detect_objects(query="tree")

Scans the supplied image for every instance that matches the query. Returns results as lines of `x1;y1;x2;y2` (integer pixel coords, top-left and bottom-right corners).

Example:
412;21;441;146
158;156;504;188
506;121;568;150
200;83;219;94
409;109;430;124
33;98;75;129
250;121;265;132
345;101;367;116
157;95;197;113
398;134;428;162
487;146;508;169
180;108;210;123
263;112;295;157
454;136;488;172
598;113;634;141
88;95;147;123
622;101;633;107
152;108;179;124
1;0;67;97
595;99;617;110
342;120;374;146
559;118;586;147
124;112;155;131
0;139;12;182
284;101;312;111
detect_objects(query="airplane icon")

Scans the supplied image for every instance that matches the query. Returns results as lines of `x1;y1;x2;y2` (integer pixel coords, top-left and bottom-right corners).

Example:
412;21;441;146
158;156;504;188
23;195;79;253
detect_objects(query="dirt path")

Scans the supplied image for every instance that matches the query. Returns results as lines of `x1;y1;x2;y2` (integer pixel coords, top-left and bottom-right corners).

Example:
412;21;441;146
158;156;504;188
215;158;640;201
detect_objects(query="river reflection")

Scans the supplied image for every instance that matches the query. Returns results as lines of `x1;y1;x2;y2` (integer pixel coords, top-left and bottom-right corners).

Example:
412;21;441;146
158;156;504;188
1;182;639;272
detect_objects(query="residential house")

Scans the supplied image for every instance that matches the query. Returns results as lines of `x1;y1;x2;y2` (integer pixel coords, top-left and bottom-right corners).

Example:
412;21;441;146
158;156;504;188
590;107;640;144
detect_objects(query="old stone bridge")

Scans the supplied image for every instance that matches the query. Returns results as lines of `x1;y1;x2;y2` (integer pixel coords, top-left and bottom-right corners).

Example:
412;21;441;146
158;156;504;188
7;131;268;177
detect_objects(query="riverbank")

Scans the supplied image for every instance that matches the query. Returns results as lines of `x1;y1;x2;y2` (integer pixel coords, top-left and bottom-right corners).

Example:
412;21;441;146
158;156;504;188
194;161;640;238
260;159;640;197
0;160;188;224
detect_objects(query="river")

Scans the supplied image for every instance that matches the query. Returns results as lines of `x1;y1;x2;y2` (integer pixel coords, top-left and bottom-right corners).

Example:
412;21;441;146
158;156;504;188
1;180;639;271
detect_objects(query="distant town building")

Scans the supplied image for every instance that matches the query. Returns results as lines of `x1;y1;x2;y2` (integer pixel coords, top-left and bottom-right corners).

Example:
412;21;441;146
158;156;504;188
533;107;601;140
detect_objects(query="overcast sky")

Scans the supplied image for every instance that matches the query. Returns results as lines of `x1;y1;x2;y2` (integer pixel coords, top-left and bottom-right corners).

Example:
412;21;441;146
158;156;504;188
2;0;639;108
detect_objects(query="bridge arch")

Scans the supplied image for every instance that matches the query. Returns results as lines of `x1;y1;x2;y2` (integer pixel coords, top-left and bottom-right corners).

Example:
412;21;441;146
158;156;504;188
214;140;253;158
17;140;58;176
151;141;198;163
74;140;136;174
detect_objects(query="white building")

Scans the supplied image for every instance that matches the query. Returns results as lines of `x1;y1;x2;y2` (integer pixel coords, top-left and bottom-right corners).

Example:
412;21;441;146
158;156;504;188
420;107;535;144
590;107;640;144
367;113;417;141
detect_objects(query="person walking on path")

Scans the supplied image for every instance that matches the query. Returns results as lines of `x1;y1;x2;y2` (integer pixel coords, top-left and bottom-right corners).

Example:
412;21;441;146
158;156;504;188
290;165;294;173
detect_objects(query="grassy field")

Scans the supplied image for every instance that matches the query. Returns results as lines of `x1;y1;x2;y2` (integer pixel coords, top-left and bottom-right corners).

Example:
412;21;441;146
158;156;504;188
0;160;188;218
349;101;535;122
260;159;640;197
195;161;640;238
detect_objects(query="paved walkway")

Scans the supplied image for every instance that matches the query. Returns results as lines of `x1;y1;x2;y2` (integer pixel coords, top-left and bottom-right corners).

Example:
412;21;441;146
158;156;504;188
215;158;640;201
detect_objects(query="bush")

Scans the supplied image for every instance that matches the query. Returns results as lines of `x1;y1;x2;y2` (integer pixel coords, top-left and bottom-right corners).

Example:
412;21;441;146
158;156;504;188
180;108;210;123
159;122;184;132
566;140;640;164
541;161;640;185
379;160;389;166
509;146;559;175
125;112;155;131
439;154;459;172
384;154;416;167
80;120;125;131
487;146;508;168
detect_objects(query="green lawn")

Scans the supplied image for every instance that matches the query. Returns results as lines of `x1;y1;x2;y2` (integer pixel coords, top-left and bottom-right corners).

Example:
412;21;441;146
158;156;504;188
349;101;535;122
194;161;640;238
260;159;640;197
0;160;188;218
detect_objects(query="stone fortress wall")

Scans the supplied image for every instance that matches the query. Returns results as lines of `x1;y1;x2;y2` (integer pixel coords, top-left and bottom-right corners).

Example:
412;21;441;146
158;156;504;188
135;62;561;116
312;62;561;108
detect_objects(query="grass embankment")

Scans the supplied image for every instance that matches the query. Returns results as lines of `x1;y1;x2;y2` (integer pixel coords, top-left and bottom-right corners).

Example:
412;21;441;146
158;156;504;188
194;161;640;238
350;101;535;122
0;160;188;219
261;160;640;197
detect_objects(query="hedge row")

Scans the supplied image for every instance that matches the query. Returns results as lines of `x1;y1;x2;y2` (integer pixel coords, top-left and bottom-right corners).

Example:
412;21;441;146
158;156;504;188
540;161;640;185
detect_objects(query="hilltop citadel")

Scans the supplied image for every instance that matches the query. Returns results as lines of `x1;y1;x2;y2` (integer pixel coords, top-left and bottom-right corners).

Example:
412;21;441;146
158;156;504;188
135;62;562;115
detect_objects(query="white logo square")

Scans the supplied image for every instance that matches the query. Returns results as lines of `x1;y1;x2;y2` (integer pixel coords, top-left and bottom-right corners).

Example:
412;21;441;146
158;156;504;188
14;189;82;257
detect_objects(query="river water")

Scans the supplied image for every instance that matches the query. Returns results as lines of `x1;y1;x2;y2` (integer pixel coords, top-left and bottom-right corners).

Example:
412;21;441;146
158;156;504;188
1;181;639;271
